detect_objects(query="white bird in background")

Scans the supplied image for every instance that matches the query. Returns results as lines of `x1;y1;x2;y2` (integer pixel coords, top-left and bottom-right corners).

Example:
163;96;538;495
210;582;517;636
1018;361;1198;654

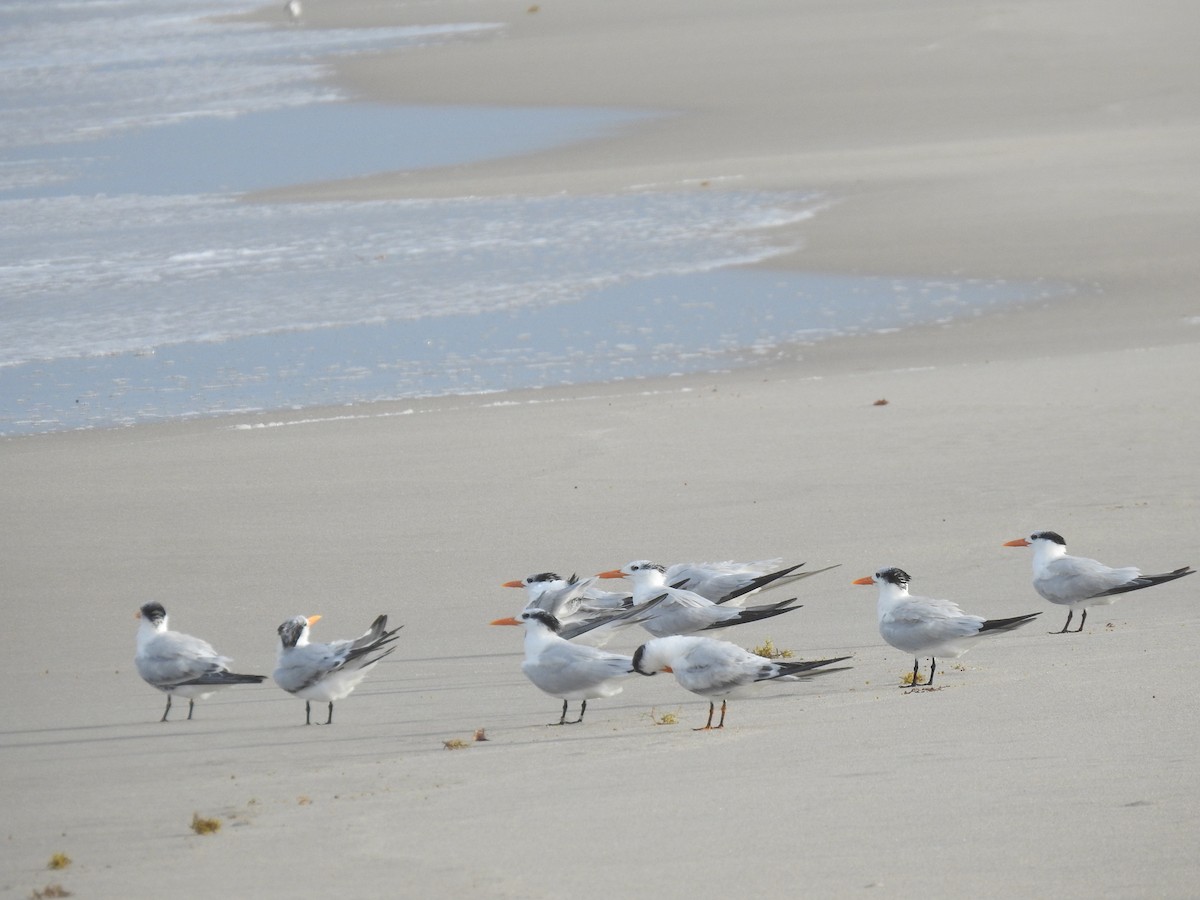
134;601;266;722
631;635;851;730
491;609;638;725
503;572;671;645
853;567;1041;687
503;572;630;634
273;614;401;724
596;560;805;637
284;0;302;21
663;558;839;605
501;573;624;646
1004;531;1194;633
504;571;628;608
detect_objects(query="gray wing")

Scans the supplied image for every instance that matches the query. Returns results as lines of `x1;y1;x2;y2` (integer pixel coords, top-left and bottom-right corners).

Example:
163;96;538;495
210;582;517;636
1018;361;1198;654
1037;557;1140;602
522;642;633;695
880;597;984;650
274;618;401;693
136;632;232;688
559;592;669;641
273;641;352;693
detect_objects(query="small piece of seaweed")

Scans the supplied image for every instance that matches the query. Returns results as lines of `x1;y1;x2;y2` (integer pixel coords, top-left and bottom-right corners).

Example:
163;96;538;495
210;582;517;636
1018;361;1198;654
190;813;221;835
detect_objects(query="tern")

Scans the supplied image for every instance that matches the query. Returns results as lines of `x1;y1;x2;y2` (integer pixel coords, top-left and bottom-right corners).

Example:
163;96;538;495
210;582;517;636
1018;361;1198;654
663;558;839;605
502;572;630;634
134;601;266;722
631;634;851;729
490;609;637;725
853;567;1041;687
273;614;401;724
596;560;805;637
1004;531;1194;633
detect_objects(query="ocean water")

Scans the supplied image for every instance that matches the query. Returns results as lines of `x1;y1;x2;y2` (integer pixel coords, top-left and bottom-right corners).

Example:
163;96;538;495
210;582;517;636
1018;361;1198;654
0;0;1063;436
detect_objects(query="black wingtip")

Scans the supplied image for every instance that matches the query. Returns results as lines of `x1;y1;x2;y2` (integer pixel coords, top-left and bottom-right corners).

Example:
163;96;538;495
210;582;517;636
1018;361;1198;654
772;655;853;680
1090;565;1196;598
715;563;806;605
979;612;1042;634
183;672;268;686
704;601;803;630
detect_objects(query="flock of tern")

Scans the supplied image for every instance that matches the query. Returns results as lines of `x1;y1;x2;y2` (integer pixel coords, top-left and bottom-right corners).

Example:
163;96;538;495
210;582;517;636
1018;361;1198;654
132;531;1192;730
490;531;1192;728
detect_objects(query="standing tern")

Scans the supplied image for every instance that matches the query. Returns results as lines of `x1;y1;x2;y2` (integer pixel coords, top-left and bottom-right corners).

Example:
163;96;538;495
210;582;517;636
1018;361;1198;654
631;635;851;730
1004;531;1195;633
490;609;638;725
134;601;266;722
853;567;1041;687
273;614;402;724
596;560;805;637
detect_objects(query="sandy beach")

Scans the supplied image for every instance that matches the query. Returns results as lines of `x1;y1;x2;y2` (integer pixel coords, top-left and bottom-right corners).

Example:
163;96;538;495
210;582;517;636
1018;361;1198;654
4;1;1200;897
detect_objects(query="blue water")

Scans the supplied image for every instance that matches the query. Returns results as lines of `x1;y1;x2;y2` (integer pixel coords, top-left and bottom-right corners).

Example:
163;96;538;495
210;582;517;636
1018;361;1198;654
6;103;656;198
0;0;1066;436
1;267;1054;434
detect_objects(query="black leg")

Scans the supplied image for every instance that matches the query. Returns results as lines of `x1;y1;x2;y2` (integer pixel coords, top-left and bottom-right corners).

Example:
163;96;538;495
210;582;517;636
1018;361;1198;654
1074;609;1087;633
160;695;172;722
550;699;569;726
927;657;937;687
325;701;334;725
1052;610;1074;634
566;699;587;725
305;700;312;725
187;699;196;720
694;702;716;731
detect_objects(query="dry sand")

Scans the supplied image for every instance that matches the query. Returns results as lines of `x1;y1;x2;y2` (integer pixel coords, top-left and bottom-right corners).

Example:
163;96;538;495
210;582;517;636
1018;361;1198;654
4;1;1199;897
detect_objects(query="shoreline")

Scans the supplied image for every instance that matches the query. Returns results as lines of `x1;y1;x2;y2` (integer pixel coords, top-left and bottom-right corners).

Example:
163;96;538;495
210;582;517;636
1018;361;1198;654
239;0;1200;377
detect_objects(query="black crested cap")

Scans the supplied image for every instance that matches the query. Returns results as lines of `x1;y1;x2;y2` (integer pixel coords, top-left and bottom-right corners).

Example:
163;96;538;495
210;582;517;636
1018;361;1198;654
277;616;308;648
631;644;653;676
529;572;561;583
139;601;166;623
1031;531;1066;546
522;608;562;632
630;562;666;574
877;567;911;586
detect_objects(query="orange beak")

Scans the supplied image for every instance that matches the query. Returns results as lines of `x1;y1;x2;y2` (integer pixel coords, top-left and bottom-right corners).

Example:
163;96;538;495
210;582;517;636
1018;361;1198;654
1003;538;1030;547
501;580;524;588
662;665;673;673
491;617;520;626
596;569;626;579
134;609;141;619
851;576;874;585
306;615;322;626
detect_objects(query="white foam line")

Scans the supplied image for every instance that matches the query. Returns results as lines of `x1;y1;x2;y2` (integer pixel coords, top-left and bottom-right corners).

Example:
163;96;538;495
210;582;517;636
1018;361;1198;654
232;408;417;429
226;385;706;432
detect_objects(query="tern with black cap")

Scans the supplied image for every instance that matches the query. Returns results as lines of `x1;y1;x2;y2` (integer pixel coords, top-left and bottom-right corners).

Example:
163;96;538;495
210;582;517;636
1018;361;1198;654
134;601;266;722
1004;531;1194;633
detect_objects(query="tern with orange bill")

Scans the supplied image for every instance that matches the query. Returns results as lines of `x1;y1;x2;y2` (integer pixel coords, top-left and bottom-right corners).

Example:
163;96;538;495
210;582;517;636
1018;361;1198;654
502;571;630;637
853;567;1040;687
1004;531;1194;633
273;613;402;724
595;560;806;637
631;635;851;730
491;608;638;725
